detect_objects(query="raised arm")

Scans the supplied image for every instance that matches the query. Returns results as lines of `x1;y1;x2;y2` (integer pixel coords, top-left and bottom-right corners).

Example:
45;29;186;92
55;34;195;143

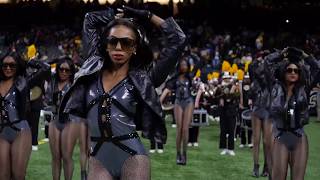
26;59;51;87
148;16;186;87
82;8;115;60
303;54;320;88
122;6;186;87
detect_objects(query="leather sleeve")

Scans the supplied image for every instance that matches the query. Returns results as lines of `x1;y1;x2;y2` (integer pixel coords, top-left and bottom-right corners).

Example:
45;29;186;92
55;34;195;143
148;17;186;88
62;84;87;122
26;60;51;87
82;8;115;60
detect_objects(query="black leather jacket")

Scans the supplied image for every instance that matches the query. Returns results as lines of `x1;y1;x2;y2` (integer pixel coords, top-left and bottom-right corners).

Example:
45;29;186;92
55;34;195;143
59;9;186;144
44;75;72;114
26;59;51;110
269;53;320;130
2;76;29;121
249;59;273;109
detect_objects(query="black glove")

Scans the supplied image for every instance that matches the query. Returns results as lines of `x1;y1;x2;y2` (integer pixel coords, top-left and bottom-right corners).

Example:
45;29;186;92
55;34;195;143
122;6;153;21
287;47;303;57
27;59;41;67
285;47;303;62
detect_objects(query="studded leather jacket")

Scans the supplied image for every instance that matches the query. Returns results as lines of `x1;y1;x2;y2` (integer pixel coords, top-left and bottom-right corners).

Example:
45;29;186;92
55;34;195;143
249;59;272;109
267;53;320;130
59;9;186;144
0;76;29;123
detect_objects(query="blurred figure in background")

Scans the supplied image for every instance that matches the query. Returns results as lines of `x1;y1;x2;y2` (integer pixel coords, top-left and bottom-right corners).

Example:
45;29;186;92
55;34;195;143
249;52;273;178
161;58;194;165
219;71;239;156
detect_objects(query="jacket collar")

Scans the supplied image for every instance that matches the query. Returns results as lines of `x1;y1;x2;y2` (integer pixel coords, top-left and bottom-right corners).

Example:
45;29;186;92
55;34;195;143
71;57;162;117
128;70;162;117
74;55;104;82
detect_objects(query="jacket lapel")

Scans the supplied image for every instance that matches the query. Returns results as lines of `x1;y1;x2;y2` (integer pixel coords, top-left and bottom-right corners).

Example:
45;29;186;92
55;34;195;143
129;70;163;118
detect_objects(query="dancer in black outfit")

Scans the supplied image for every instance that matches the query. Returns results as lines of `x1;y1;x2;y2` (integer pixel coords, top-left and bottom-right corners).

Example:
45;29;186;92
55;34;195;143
249;54;273;177
59;6;185;179
0;51;47;180
267;47;320;180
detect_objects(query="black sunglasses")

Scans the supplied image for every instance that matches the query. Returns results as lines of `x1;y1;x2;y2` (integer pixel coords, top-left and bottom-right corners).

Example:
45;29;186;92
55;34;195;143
2;63;17;69
286;67;299;74
59;67;71;73
106;36;136;51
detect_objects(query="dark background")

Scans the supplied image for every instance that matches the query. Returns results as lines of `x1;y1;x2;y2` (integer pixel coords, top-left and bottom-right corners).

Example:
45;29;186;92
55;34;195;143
0;0;320;30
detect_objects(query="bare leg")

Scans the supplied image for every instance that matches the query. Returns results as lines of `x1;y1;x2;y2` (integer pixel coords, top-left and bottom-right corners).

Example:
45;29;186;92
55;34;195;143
290;134;308;180
262;119;273;177
0;137;11;180
181;103;194;164
88;157;113;180
49;122;62;180
252;114;262;176
121;155;150;180
11;129;32;180
79;122;88;179
182;103;194;152
61;122;79;180
174;105;183;154
272;139;289;180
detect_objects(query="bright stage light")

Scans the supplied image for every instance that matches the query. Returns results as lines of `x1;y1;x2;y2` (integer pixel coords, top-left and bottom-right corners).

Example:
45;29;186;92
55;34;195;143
0;0;9;3
85;0;183;5
145;0;181;5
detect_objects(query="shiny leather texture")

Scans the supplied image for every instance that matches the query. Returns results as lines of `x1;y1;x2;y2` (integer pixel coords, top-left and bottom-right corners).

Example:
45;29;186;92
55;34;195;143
59;9;186;144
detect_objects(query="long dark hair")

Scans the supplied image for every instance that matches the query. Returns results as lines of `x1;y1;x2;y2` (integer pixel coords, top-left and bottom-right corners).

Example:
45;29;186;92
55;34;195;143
100;18;153;70
0;51;26;81
55;57;76;83
178;56;191;74
175;57;192;83
278;61;306;88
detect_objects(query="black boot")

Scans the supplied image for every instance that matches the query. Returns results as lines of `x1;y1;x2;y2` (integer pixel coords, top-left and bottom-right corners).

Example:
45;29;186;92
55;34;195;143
176;152;182;165
252;164;259;178
181;151;187;165
81;170;87;180
261;164;269;177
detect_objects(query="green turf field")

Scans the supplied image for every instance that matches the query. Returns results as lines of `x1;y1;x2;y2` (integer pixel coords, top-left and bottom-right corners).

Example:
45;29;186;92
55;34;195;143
26;117;320;180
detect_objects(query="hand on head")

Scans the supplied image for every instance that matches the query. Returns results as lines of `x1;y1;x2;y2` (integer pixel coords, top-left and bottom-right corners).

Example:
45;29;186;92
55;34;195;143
121;5;152;21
